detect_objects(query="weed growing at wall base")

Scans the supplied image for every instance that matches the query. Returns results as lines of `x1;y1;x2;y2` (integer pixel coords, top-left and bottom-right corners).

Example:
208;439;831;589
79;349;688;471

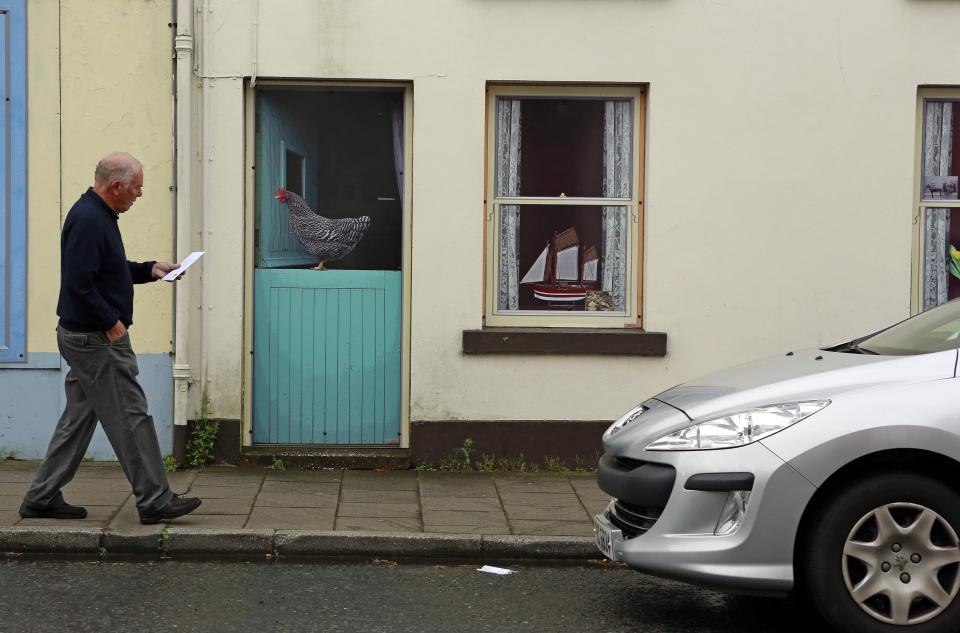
414;438;596;473
186;389;219;467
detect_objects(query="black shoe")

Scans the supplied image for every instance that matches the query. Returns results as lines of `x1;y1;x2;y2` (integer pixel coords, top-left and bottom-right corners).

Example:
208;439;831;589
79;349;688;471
139;494;202;525
19;500;88;520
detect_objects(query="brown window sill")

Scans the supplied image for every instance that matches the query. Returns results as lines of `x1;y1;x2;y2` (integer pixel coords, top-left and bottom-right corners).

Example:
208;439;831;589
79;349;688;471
462;327;667;356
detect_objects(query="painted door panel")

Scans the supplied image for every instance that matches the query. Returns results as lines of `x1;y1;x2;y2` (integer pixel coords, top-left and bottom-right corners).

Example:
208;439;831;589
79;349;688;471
256;96;318;269
253;269;401;445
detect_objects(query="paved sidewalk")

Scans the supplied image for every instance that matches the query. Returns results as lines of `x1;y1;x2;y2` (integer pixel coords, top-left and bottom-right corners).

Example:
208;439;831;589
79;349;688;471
0;461;609;559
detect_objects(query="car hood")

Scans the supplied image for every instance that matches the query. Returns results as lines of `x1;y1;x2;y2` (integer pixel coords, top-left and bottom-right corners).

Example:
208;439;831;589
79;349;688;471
654;347;958;422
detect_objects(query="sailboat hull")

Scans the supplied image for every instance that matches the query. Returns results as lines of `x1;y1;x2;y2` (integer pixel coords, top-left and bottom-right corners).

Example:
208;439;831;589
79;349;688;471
532;284;594;302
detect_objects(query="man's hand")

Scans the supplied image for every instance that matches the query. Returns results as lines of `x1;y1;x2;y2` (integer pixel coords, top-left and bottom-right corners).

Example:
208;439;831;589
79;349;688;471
152;262;184;281
105;320;127;343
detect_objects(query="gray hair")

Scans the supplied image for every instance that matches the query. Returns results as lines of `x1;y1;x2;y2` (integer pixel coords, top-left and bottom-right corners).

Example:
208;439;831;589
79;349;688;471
94;152;143;186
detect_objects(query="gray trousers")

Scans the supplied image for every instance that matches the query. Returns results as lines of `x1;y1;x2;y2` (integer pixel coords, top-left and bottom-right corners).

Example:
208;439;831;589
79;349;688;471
24;325;173;514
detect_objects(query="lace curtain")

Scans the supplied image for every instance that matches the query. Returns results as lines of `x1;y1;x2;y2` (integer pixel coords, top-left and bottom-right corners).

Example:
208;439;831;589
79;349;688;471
392;104;405;202
497;99;522;310
923;102;954;310
602;100;632;312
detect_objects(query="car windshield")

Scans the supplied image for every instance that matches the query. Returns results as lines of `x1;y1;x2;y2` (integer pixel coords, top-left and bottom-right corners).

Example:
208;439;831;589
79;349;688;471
857;300;960;355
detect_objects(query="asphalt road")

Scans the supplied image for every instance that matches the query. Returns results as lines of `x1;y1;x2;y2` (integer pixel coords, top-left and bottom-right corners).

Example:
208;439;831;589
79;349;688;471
0;558;828;633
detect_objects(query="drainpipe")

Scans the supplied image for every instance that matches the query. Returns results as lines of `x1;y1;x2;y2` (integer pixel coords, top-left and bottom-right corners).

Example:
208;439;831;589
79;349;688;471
173;0;195;432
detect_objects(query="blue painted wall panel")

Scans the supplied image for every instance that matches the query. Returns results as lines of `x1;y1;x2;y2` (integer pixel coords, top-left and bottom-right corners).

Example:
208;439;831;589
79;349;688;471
0;353;174;460
0;1;27;363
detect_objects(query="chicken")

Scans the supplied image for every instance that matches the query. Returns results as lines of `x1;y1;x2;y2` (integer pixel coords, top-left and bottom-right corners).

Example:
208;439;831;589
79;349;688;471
275;187;371;270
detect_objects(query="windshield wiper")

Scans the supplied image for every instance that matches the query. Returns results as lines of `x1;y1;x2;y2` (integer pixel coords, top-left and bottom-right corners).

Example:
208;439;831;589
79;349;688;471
835;342;878;355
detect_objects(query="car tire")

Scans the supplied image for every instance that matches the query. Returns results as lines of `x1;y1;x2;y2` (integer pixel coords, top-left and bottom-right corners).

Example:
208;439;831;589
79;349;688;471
802;472;960;633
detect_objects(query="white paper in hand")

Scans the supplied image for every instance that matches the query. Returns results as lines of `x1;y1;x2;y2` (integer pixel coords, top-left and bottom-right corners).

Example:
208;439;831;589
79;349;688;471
477;565;517;575
162;251;204;281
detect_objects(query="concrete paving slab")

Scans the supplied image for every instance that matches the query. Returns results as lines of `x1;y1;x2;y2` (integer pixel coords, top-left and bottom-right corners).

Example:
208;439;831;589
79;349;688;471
72;468;126;480
503;505;591;521
494;479;575;494
167;514;248;529
498;492;584;507
167;470;199;491
334;516;421;532
192;497;255;515
336;502;420;519
255;491;338;508
102;499;164;555
0;483;28;496
423;524;510;535
340;472;418;491
190;473;264;487
339;488;416;504
185;484;263;498
0;464;603;561
509;520;595;537
246;507;334;530
63;478;133;493
420;496;503;512
258;480;340;497
422;510;508;528
58;490;131;507
0;470;34;483
418;482;499;498
108;496;161;534
0;495;22;510
577;497;613;515
264;469;342;482
0;460;36;470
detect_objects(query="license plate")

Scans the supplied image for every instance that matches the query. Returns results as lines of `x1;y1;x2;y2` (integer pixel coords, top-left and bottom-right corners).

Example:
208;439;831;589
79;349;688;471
593;513;617;561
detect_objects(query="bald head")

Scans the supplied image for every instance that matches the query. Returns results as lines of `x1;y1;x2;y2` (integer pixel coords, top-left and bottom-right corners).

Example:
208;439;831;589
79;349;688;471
94;152;143;187
92;152;145;214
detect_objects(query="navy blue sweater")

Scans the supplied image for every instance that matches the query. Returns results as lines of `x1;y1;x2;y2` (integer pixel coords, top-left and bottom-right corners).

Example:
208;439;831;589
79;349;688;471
57;188;156;332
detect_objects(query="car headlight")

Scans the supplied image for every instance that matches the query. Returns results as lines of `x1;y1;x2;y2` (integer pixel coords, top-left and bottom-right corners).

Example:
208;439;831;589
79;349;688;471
602;403;648;441
645;400;830;451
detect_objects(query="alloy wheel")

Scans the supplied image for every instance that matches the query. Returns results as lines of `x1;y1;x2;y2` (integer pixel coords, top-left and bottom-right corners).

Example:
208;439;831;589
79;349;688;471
842;502;960;625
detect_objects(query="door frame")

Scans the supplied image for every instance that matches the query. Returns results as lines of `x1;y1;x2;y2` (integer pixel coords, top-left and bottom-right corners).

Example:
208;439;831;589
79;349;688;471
242;79;414;448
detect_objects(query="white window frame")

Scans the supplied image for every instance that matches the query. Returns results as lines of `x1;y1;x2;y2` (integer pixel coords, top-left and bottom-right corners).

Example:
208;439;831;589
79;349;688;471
484;84;646;328
913;87;960;314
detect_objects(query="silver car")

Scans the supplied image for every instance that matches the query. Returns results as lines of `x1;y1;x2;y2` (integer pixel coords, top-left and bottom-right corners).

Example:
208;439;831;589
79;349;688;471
594;299;960;633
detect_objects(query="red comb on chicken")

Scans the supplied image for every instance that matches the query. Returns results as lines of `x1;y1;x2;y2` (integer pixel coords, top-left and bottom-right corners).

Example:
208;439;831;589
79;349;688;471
275;187;371;270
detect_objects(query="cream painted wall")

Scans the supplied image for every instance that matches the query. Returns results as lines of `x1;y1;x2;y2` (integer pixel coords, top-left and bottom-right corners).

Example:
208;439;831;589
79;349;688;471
195;0;960;422
27;0;175;355
25;0;61;355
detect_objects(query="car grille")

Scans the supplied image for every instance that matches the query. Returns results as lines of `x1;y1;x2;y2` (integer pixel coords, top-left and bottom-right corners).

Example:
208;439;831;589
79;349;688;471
608;500;662;539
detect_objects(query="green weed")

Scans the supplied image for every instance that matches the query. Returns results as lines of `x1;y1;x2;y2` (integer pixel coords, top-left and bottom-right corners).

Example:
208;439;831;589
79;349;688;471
186;389;219;467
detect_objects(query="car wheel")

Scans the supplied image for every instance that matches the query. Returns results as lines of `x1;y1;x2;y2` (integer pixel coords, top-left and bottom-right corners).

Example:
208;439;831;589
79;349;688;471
802;472;960;633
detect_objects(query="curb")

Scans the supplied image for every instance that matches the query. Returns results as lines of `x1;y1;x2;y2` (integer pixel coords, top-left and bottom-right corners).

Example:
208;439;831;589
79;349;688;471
0;527;599;561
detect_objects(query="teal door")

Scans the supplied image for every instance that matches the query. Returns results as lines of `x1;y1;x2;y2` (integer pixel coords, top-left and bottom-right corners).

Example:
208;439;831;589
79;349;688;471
253;89;405;445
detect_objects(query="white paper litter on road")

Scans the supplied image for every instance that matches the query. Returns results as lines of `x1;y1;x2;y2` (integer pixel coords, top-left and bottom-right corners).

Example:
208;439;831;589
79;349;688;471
162;251;204;281
477;565;517;575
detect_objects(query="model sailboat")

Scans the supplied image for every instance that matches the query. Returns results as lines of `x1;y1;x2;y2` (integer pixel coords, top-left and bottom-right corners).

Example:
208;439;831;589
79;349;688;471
520;227;599;302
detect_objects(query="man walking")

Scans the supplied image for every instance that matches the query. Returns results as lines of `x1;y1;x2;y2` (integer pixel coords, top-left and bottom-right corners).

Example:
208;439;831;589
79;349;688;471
19;152;201;525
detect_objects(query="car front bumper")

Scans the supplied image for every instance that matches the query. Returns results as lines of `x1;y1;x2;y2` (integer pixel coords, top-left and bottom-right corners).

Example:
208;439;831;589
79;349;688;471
594;441;817;595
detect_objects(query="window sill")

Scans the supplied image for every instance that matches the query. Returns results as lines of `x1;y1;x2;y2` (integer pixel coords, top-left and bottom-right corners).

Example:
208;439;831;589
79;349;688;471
462;327;666;356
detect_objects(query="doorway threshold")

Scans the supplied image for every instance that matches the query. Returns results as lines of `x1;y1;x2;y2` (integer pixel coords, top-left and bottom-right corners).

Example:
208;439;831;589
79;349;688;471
240;446;410;470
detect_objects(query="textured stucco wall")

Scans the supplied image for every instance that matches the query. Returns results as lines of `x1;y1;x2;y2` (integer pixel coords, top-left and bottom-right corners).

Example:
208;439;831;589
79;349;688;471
3;0;176;458
25;0;175;357
195;0;960;424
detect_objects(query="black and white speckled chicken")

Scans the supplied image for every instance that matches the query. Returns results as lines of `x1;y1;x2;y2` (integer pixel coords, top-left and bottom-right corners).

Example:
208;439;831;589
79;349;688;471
275;187;371;270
